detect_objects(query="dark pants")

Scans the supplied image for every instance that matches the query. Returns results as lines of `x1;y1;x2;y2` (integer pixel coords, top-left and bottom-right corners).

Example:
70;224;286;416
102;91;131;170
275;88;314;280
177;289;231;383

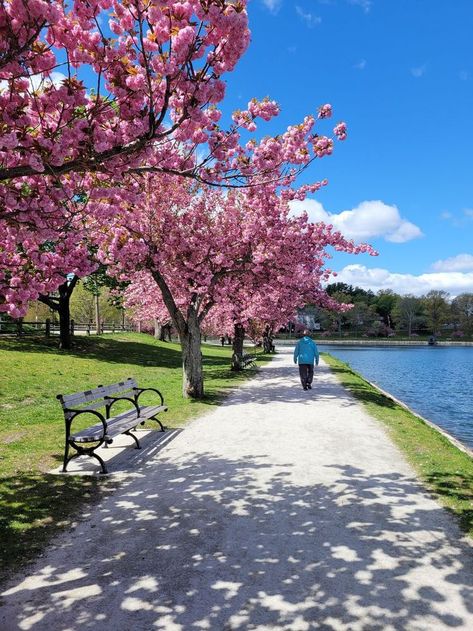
298;364;314;388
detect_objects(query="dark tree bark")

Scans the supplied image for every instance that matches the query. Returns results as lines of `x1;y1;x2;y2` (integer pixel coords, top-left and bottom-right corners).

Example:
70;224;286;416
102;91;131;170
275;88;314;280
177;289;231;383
150;270;206;398
179;309;204;398
231;323;245;371
39;275;79;349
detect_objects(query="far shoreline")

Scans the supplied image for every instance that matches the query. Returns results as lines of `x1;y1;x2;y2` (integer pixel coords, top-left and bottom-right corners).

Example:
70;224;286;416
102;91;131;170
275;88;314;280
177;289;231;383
276;339;473;347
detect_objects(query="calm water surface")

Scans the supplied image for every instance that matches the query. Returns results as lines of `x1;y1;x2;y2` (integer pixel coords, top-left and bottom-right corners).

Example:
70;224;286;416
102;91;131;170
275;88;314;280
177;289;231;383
321;345;473;450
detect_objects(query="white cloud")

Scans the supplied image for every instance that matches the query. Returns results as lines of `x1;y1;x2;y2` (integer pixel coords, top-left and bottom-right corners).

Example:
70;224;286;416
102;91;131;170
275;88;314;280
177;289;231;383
296;6;322;27
347;0;372;13
431;254;473;272
354;59;367;70
290;199;423;243
0;71;67;94
29;71;67;92
262;0;282;13
440;211;453;220
411;64;427;78
331;264;473;297
438;208;473;227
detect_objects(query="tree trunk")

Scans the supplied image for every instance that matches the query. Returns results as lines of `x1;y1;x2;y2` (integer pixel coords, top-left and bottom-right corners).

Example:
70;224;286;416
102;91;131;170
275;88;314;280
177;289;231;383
39;276;78;350
154;319;162;339
231;324;245;371
149;268;205;399
179;310;204;398
58;294;71;349
94;293;100;334
160;323;171;341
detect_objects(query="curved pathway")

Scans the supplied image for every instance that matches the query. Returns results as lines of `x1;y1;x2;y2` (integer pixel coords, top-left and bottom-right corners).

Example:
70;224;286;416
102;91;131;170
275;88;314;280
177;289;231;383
1;348;472;630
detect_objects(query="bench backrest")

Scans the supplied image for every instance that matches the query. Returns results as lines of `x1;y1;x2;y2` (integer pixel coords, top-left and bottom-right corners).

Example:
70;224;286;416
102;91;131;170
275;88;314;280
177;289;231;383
57;378;138;411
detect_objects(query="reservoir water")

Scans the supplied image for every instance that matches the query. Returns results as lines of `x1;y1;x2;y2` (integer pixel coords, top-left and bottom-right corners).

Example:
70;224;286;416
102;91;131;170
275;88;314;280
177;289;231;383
321;344;473;450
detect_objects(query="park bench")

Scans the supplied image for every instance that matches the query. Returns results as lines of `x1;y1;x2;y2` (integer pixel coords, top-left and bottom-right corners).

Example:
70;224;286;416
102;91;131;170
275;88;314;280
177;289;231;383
57;378;167;474
241;353;257;368
232;352;257;370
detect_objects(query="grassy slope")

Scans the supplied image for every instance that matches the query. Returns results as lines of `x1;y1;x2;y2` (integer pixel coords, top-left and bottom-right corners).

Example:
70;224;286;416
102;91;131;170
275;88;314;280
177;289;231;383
323;353;473;537
0;333;267;583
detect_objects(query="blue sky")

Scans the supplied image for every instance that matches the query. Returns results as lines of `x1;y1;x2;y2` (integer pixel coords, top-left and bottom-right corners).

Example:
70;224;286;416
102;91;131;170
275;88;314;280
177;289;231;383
221;0;473;296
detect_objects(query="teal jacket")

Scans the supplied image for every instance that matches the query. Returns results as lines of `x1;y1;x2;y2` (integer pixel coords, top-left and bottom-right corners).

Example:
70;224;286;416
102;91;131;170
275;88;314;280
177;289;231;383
294;336;319;365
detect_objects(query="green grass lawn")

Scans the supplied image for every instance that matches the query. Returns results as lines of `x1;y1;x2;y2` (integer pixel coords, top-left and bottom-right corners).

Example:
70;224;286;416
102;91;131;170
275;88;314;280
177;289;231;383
323;353;473;537
0;333;269;583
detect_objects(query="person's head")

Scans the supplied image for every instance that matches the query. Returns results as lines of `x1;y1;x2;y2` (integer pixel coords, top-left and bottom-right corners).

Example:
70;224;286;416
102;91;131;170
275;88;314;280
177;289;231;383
303;329;310;337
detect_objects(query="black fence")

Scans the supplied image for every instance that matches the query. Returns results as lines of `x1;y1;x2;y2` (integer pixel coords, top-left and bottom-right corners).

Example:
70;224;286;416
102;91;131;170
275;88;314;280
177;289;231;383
0;319;135;337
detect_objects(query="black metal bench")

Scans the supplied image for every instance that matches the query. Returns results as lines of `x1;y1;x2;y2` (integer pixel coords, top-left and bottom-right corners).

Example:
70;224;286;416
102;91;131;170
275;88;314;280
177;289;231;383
57;378;167;474
232;352;257;370
241;353;257;368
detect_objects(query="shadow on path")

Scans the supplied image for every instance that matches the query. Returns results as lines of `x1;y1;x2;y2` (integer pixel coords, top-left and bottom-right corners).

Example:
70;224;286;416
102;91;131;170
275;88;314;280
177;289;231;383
1;451;472;630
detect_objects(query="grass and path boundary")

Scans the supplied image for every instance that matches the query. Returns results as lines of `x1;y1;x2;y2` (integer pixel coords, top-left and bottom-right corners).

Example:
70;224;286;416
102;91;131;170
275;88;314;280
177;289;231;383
323;353;473;537
0;333;270;584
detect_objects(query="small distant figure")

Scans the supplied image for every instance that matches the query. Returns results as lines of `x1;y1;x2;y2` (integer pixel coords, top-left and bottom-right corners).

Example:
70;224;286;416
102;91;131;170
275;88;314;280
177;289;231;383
294;329;319;391
220;335;225;347
428;335;436;346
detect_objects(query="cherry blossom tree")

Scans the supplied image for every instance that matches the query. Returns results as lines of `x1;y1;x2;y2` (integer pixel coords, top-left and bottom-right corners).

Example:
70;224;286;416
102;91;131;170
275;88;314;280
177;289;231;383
0;0;251;185
1;0;348;319
95;174;375;397
202;208;374;368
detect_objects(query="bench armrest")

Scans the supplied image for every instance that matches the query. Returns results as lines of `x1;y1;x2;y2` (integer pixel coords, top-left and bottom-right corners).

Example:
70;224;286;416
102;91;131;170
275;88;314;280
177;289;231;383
133;387;165;407
64;408;107;440
104;396;140;419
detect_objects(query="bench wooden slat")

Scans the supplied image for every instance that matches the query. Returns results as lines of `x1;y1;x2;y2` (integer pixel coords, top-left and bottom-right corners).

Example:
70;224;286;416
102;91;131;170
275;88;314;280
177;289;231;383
69;405;168;443
71;409;139;442
60;379;138;408
139;404;168;419
60;387;104;408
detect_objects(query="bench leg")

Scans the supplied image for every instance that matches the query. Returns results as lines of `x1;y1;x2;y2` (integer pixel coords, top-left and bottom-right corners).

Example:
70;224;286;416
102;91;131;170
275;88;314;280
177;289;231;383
63;442;108;474
62;441;71;472
124;429;141;449
149;416;165;432
91;451;108;474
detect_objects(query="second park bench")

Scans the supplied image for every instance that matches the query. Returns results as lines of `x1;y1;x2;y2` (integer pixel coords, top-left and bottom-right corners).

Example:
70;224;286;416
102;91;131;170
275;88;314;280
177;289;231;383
57;378;167;474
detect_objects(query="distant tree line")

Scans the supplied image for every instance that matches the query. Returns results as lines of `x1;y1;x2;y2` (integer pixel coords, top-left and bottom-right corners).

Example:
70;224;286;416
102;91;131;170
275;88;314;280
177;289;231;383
300;284;473;339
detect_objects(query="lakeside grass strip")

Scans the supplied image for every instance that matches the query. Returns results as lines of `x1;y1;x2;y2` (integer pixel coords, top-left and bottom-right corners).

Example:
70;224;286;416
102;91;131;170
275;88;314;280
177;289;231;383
0;333;271;584
322;352;473;538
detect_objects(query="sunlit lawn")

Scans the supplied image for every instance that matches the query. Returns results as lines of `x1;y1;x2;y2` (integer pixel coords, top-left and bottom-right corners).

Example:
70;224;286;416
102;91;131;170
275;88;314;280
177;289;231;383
0;333;268;583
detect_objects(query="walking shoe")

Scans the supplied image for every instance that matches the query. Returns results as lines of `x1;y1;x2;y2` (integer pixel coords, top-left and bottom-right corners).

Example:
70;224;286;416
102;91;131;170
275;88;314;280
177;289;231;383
307;385;312;389
303;386;308;390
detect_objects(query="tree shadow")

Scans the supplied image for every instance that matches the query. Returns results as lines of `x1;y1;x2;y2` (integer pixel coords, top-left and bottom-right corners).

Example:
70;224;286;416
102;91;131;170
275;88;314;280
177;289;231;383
0;474;117;586
424;471;473;533
0;336;185;368
215;364;361;408
1;453;472;630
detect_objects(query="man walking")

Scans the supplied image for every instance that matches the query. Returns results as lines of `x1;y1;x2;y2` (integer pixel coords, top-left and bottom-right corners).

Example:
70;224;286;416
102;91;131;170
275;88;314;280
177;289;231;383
293;329;319;390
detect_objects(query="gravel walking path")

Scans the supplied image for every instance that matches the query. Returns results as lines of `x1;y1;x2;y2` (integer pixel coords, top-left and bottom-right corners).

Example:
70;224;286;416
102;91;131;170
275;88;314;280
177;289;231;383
1;348;472;630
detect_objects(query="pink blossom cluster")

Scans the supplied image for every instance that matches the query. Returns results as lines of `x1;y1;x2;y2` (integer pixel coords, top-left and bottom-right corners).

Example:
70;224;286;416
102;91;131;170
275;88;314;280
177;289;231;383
334;122;348;141
0;0;357;322
92;175;376;342
318;104;332;119
0;0;251;184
